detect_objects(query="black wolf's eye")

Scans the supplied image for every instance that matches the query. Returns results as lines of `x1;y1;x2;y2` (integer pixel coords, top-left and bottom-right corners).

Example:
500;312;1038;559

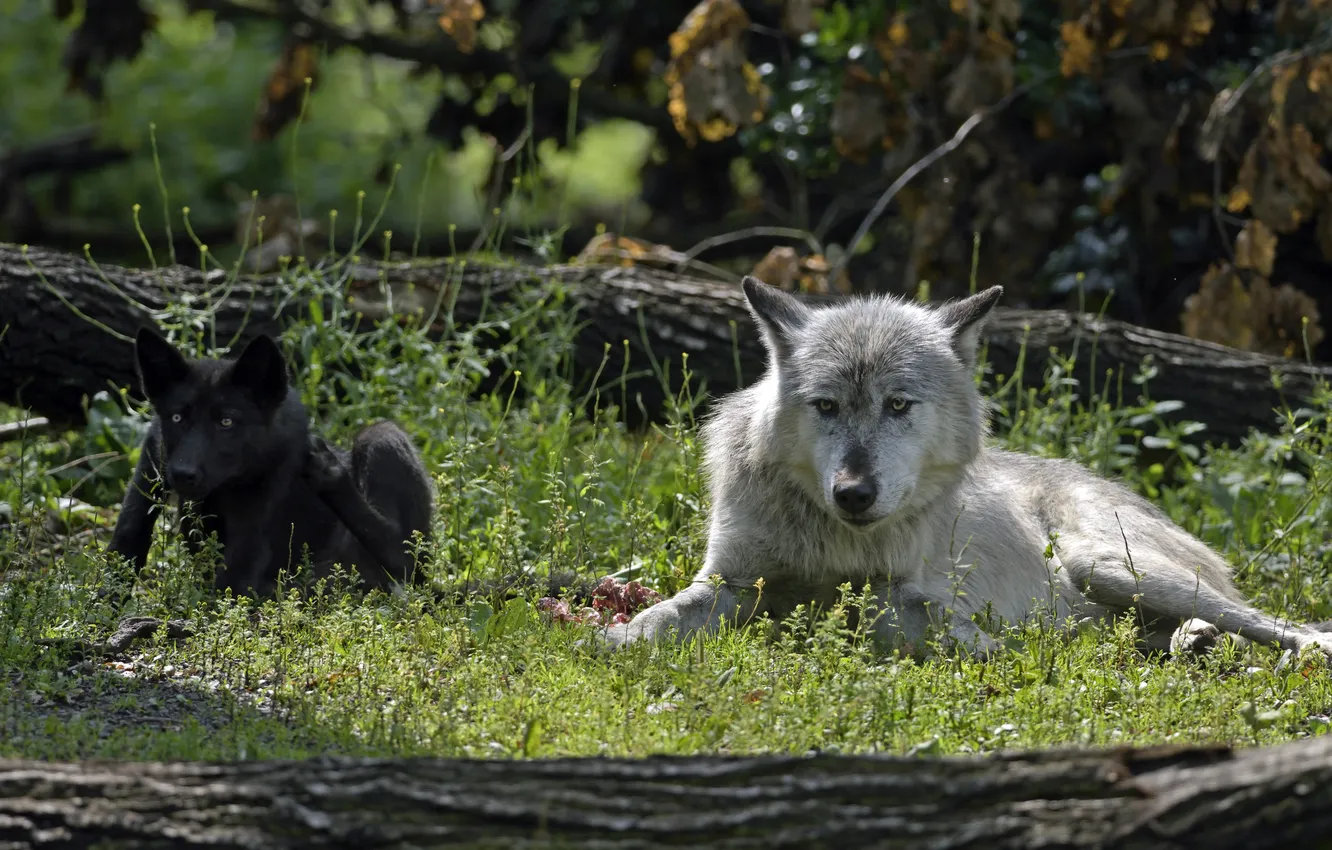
170;413;182;423
887;396;912;415
813;398;839;415
219;417;234;429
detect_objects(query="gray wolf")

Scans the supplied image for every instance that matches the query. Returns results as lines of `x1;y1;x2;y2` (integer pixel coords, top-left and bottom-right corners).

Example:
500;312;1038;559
599;277;1332;661
106;328;434;599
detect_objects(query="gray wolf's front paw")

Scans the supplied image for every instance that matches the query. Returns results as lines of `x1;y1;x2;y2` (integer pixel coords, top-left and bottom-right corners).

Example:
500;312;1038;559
597;621;638;651
577;599;681;653
573;623;632;656
583;618;664;653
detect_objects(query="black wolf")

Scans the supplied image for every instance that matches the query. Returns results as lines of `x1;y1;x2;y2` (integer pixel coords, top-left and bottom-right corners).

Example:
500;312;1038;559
106;328;434;598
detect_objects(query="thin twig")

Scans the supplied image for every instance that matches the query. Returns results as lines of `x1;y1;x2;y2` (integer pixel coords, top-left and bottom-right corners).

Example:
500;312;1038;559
46;451;119;477
469;127;533;255
828;70;1057;288
814;176;894;241
1195;30;1332;269
675;226;824;273
185;0;675;133
23;248;136;343
1197;31;1332;163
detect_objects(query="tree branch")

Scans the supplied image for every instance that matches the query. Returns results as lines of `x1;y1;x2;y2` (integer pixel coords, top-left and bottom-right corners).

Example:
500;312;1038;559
185;0;676;133
0;127;129;182
828;70;1058;286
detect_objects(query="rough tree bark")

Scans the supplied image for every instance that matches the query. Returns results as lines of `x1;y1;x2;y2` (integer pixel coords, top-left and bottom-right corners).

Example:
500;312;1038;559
0;242;1327;444
2;737;1332;848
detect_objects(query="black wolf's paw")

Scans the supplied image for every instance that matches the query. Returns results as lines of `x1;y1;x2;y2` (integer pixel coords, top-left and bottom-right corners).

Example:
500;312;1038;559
303;433;350;493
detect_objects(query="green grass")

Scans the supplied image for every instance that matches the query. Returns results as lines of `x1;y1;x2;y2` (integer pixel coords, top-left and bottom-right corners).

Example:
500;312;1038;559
6;0;1332;768
3;260;1332;764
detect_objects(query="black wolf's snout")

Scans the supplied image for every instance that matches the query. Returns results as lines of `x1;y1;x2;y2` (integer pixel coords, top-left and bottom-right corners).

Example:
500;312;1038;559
167;463;205;499
833;478;878;515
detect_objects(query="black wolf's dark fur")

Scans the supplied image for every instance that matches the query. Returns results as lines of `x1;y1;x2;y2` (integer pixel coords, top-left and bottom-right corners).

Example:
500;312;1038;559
106;328;434;598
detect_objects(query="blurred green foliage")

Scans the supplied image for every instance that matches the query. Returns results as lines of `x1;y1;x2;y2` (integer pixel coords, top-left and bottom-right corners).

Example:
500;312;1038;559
0;0;655;264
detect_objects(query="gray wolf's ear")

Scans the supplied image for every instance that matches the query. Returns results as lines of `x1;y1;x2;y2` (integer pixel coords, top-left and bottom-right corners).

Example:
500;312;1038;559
939;286;1002;365
228;334;290;410
741;275;811;360
134;326;190;404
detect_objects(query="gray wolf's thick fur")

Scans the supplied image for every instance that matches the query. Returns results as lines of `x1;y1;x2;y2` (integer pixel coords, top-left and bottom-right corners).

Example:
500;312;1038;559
600;278;1332;661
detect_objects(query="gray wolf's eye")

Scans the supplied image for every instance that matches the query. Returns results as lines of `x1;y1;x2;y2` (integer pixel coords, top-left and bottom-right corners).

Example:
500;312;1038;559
171;413;182;423
887;396;912;415
814;398;839;416
219;417;234;429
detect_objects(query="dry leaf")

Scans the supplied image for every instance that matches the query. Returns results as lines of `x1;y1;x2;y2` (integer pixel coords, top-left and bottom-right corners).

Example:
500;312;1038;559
750;247;851;294
990;0;1022;28
1180;262;1323;358
1270;62;1301;120
832;69;893;162
1233;218;1278;276
1307;54;1332;92
1268;283;1325;356
1181;264;1257;352
576;233;685;268
887;11;909;46
751;246;801;291
665;0;769;145
798;252;853;294
1287;123;1331;189
781;0;825;36
1182;2;1214;46
253;39;319;141
434;0;486;54
1059;20;1095;77
1240;123;1332;233
949;0;1021;26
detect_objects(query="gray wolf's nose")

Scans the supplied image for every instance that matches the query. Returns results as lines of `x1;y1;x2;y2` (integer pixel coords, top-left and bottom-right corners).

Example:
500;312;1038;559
833;479;877;515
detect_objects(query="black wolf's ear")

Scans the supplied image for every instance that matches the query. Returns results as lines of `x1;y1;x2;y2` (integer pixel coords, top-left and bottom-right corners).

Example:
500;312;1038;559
939;286;1003;365
741;275;811;360
228;334;290;410
134;327;191;404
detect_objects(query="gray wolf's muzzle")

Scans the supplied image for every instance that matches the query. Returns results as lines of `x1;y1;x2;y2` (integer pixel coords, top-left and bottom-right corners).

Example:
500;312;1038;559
833;473;878;525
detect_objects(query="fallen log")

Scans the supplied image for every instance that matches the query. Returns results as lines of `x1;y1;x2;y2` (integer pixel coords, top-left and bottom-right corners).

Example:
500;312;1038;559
1;736;1331;848
0;242;1327;444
